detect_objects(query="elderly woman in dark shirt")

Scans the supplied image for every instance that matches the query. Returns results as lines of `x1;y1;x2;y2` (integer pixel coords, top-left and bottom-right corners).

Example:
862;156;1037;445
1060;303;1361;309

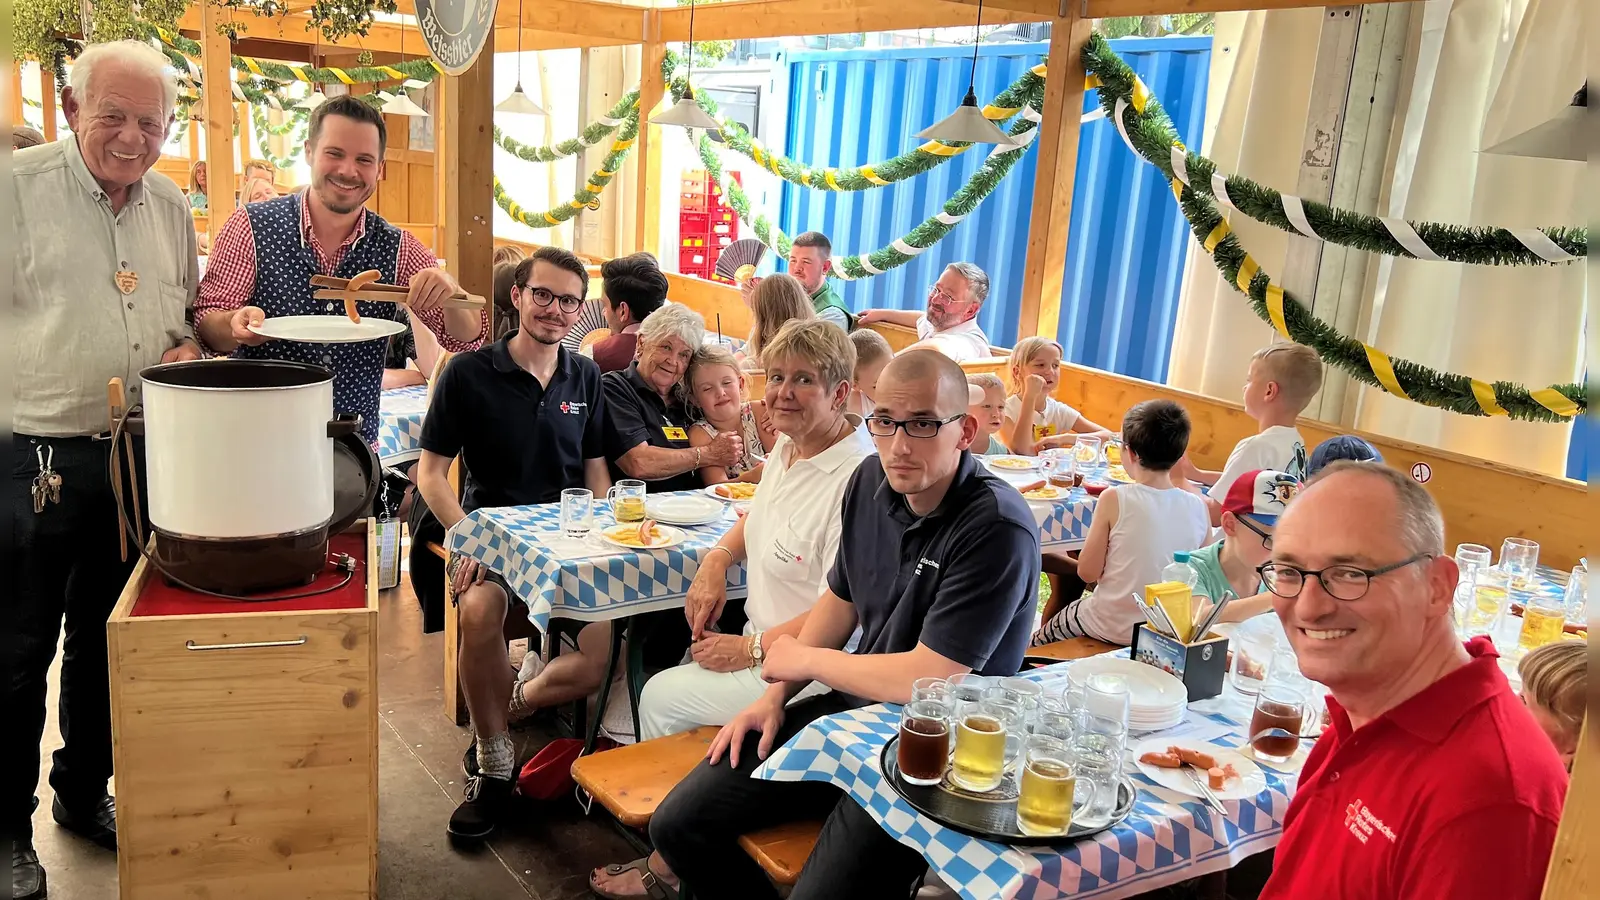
601;304;742;491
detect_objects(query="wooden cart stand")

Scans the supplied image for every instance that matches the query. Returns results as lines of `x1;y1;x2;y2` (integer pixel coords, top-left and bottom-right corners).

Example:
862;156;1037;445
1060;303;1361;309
106;526;380;900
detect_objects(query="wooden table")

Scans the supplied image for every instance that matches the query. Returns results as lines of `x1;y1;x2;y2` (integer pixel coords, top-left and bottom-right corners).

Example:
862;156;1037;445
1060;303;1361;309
107;527;379;899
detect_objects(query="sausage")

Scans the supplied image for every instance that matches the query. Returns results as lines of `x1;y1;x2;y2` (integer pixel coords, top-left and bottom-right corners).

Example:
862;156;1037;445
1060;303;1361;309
1175;746;1219;770
1139;751;1184;769
1208;763;1239;790
1016;479;1047;494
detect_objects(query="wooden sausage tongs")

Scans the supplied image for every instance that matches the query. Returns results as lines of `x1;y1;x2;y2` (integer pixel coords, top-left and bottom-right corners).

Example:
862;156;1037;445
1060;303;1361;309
311;269;487;323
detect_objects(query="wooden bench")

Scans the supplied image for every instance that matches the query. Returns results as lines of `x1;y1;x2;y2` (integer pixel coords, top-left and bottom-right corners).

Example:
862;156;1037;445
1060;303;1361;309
571;726;825;885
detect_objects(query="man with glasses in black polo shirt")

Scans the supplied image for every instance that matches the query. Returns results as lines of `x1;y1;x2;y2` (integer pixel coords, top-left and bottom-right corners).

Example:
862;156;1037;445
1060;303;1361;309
415;246;612;844
639;350;1040;900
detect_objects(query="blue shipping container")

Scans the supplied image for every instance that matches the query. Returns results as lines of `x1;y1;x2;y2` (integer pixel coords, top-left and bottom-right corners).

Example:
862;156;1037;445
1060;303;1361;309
776;37;1211;381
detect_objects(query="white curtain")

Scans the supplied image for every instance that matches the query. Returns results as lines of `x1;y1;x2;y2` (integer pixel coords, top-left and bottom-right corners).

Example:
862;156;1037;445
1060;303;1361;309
1167;0;1585;477
1357;0;1584;475
1166;8;1326;401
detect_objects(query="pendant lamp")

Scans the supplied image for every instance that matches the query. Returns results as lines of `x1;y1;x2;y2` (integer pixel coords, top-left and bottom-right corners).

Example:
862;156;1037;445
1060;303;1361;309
495;0;548;116
915;0;1013;146
1481;83;1585;162
383;22;430;118
651;0;721;131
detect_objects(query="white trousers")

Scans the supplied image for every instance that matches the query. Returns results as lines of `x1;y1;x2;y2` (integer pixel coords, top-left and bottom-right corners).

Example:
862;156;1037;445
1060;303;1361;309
638;660;832;741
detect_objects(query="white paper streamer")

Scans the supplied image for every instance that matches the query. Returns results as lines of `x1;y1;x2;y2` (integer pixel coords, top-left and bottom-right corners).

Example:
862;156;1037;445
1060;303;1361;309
830;257;857;280
1281;195;1318;238
1169;145;1190;185
891;239;927;257
1112;98;1138;156
1507;228;1575;263
935;211;967;225
1081;107;1107;123
598;115;622;128
857;255;884;275
1021;106;1043;123
1210;172;1234;209
1380;217;1443;261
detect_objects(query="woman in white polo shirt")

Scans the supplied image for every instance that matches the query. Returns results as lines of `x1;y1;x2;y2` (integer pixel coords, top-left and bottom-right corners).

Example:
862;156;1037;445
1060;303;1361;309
635;318;874;741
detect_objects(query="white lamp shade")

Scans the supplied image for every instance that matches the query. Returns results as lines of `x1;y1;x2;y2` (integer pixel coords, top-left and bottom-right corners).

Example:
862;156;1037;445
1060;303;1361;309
382;90;430;117
495;85;547;116
294;91;327;112
915;89;1014;146
652;93;720;130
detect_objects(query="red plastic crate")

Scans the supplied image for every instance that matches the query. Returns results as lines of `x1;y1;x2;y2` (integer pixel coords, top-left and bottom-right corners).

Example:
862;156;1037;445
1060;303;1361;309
679;247;710;271
678;212;710;238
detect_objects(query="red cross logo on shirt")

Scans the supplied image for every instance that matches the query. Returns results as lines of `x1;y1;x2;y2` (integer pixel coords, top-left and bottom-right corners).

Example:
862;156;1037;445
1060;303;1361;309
561;402;570;413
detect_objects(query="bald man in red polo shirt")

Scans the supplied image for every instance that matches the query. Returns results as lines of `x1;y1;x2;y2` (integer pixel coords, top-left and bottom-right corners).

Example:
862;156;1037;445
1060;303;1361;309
1256;462;1567;900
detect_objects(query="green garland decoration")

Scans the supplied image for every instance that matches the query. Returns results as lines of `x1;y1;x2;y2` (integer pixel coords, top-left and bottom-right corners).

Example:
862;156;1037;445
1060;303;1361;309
250;104;307;169
1079;35;1585;266
1083;35;1584;422
711;62;1048;192
148;23;442;88
493;90;640;163
677;73;1043;278
493;106;641;228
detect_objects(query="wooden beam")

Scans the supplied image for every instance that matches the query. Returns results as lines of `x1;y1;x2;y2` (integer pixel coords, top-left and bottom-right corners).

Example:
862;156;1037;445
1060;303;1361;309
200;6;237;241
440;30;495;300
660;0;1044;43
1542;718;1591;898
1017;13;1092;340
39;67;58;141
488;0;643;42
635;11;666;257
1084;0;1405;15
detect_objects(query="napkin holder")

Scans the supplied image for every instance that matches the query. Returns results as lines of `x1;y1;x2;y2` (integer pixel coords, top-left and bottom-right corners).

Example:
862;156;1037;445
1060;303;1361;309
1130;623;1228;702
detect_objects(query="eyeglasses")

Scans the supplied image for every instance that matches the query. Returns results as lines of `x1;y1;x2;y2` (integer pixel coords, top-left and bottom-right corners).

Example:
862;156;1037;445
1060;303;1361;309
864;413;967;439
1257;553;1433;601
519;285;584;313
927;284;962;305
1236;516;1273;550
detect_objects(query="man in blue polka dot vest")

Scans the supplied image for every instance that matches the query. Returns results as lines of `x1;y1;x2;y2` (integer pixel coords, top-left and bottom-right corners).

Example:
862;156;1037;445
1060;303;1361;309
195;96;485;446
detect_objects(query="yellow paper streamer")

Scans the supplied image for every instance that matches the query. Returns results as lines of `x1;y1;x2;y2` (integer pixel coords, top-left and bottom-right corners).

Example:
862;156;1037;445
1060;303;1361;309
825;171;841;191
584;182;602;194
612;138;635;151
1084;74;1102;89
1264;285;1290;339
287;64;311;83
860;165;890;186
1131;78;1151;115
243;58;263;77
1529;388;1580;417
1202;221;1231;253
544;212;560;225
1471;380;1508;416
1363;345;1408;399
1170;179;1183;203
327;67;355;85
1033;64;1049;77
983;104;1021;120
377;66;406;82
1234;255;1260;293
918;141;968;157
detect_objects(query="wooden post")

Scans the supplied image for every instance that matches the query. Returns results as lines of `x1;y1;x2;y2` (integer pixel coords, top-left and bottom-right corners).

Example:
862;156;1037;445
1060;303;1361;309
1542;717;1591;898
237;101;252;169
440;36;495;326
10;63;25;126
434;84;449;255
39;67;58;141
200;6;237;240
634;10;666;256
1016;12;1092;341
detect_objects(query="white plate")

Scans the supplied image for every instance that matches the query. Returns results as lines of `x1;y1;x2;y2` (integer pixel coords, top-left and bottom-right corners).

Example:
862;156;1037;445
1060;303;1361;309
1132;738;1268;802
249;315;407;344
598;522;688;551
1069;657;1189;713
984;455;1040;472
703;483;759;503
645;494;725;526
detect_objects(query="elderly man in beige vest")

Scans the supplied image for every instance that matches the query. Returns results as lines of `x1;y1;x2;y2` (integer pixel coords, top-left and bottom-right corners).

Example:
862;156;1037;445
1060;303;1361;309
10;39;201;900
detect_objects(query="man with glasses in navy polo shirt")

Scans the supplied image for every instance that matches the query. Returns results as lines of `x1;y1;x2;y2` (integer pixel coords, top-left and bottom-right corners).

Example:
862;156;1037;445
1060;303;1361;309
1257;462;1567;900
641;350;1040;900
414;246;612;845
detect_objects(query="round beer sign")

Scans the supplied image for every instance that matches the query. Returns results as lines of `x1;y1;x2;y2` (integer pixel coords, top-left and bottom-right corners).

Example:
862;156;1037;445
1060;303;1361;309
415;0;499;75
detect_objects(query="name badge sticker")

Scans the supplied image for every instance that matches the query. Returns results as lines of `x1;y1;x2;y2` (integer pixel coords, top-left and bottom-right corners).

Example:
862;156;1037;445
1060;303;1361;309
662;426;689;442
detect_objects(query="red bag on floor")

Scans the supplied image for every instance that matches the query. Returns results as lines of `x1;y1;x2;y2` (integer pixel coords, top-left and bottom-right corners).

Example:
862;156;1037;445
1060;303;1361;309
517;738;606;801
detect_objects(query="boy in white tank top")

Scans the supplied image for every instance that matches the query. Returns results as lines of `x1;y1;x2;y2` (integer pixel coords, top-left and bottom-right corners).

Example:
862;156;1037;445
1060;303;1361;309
1032;400;1211;646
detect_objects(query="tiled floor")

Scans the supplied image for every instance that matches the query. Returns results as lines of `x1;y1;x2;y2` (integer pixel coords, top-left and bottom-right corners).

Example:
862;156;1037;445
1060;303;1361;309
27;575;637;899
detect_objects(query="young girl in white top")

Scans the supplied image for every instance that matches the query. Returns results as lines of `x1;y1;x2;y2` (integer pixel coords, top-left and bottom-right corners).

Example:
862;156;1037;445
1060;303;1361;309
1002;336;1113;456
688;345;776;484
1033;399;1211;646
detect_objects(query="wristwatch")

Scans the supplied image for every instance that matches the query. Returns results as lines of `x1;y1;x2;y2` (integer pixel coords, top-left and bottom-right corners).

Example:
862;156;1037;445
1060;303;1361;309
749;630;766;664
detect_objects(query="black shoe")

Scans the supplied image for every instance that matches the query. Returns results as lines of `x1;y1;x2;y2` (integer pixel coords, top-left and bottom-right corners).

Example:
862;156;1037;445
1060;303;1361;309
447;774;516;845
12;840;47;900
462;742;480;780
52;794;116;851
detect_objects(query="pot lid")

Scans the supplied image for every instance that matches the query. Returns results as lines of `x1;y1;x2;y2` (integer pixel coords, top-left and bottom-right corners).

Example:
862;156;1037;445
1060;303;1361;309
330;431;380;535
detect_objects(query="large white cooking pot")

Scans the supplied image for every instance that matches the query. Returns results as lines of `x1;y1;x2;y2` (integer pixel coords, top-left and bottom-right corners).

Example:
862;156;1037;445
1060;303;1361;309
129;360;377;594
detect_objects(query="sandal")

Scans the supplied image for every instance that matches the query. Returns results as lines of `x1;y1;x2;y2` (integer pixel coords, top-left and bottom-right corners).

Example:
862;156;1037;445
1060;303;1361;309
590;856;679;900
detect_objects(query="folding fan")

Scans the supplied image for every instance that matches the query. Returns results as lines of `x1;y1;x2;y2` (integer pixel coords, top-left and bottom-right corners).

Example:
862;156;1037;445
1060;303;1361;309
715;239;768;284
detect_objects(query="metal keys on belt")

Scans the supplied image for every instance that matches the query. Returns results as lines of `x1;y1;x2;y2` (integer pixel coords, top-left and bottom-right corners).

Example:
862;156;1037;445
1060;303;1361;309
31;445;61;514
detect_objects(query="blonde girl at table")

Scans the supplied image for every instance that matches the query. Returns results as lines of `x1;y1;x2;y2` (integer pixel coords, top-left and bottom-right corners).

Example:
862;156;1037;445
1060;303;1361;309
591;319;873;900
687;344;777;485
1001;336;1114;456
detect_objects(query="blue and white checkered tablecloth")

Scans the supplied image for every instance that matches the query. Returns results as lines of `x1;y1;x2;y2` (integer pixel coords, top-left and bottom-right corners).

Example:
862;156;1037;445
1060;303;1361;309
446;495;747;630
988;459;1110;551
753;658;1297;900
377;384;430;465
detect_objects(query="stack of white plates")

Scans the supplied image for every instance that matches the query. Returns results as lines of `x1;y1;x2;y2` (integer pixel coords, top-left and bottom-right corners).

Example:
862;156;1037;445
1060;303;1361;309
1069;657;1188;732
